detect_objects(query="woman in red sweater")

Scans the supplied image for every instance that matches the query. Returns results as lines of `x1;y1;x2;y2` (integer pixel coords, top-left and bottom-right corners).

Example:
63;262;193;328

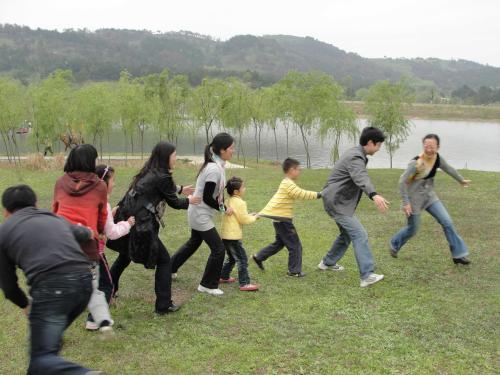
53;144;112;332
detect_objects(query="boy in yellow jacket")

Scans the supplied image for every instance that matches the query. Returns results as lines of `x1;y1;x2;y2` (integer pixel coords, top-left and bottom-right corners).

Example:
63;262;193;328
220;177;260;291
252;158;322;277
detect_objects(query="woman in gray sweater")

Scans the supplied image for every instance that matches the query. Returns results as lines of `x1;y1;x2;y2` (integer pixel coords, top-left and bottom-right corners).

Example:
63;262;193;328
390;134;471;264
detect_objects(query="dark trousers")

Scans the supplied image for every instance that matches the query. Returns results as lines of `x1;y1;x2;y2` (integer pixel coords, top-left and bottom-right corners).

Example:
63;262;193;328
221;240;251;286
28;272;93;375
171;227;226;289
255;221;303;273
109;239;174;312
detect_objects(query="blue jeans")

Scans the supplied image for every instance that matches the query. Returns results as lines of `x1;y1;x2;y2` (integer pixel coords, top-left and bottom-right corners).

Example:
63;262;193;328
28;272;93;375
322;215;375;279
221;240;251;286
390;200;469;258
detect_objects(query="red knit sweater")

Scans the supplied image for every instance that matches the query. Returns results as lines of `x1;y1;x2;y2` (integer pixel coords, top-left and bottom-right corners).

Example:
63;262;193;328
53;171;108;260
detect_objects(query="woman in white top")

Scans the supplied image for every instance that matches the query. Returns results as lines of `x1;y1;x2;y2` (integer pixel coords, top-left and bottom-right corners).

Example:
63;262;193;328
171;133;235;296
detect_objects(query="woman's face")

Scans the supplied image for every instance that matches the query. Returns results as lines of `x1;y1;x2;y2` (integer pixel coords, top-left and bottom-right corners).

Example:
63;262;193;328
423;138;439;157
219;142;235;161
169;151;177;169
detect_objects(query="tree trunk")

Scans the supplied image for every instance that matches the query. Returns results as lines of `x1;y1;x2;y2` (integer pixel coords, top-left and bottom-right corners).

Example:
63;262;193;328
298;125;311;168
253;121;259;163
1;131;12;163
238;129;246;168
273;127;279;161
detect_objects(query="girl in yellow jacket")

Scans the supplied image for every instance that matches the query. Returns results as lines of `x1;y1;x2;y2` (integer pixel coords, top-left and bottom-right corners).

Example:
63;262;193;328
220;177;260;291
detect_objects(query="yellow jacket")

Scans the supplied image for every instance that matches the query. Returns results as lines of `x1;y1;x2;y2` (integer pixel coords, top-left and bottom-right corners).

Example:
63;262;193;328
259;177;318;219
221;196;258;240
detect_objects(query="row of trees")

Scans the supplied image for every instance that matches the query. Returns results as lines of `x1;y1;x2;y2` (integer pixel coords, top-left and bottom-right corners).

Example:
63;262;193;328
451;85;500;105
0;69;412;167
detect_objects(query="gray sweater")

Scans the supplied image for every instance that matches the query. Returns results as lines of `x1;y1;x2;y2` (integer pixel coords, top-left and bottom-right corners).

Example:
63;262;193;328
322;145;377;217
399;154;464;213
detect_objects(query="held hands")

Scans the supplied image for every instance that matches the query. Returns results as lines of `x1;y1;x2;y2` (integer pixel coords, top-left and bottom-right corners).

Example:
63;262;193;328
188;195;202;205
403;203;413;217
460;179;471;188
373;194;390;213
225;207;234;216
182;185;196;196
127;216;136;227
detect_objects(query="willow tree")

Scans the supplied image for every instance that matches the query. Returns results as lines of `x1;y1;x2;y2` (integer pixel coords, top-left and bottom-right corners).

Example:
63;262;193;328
364;80;413;168
0;77;26;163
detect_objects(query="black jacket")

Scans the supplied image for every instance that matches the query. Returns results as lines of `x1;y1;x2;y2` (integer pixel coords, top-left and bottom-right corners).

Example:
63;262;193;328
0;207;91;308
108;168;189;268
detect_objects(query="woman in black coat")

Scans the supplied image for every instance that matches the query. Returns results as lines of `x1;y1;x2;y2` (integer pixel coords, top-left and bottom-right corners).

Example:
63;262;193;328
108;142;199;314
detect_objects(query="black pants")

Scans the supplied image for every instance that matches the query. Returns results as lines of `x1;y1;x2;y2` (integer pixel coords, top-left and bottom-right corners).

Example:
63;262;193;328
109;239;174;312
28;272;93;375
171;227;226;289
255;221;303;273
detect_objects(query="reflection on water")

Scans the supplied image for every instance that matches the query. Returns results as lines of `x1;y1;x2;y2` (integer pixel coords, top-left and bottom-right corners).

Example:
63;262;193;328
5;119;500;171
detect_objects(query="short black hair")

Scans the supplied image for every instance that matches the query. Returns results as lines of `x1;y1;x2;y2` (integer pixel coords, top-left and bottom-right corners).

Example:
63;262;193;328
226;176;243;196
282;158;300;173
359;127;385;146
64;144;98;173
96;164;115;186
423;133;440;146
2;185;37;213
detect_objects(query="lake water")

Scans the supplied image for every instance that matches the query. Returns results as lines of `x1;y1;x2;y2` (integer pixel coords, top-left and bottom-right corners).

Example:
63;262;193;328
6;119;500;172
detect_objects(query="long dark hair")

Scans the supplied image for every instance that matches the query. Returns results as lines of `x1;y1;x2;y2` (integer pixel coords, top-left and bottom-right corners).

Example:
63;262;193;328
199;132;234;176
130;142;176;189
422;133;440;146
64;144;98;173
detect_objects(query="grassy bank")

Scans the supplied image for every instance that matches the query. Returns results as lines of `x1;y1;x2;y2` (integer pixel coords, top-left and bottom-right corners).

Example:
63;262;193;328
346;101;500;121
0;163;499;374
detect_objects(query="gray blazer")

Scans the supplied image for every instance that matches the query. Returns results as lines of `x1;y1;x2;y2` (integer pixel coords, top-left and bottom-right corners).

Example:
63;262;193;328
322;145;377;217
399;155;464;214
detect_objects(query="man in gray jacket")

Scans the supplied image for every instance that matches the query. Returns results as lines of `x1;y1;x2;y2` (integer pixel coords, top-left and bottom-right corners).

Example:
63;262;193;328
318;127;390;287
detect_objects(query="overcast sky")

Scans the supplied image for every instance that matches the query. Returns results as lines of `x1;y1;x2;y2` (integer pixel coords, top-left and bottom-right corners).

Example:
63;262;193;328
1;0;499;67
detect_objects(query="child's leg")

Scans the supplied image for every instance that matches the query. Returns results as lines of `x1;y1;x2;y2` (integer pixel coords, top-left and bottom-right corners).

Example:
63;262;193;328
87;262;113;327
231;240;251;286
255;222;285;262
220;240;236;280
98;254;114;304
171;229;203;273
276;222;303;274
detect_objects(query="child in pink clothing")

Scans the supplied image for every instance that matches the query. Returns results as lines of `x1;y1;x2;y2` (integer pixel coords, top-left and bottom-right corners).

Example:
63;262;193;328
86;165;135;331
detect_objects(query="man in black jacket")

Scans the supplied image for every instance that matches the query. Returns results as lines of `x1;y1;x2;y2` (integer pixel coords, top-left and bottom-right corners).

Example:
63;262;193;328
0;185;103;375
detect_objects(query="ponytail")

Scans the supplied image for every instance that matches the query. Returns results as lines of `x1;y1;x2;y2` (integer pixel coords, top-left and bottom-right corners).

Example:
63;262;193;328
198;133;234;176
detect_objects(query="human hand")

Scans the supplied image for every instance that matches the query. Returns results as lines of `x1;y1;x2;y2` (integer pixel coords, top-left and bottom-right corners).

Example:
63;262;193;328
188;195;201;205
225;207;234;216
403;204;413;217
182;185;195;196
373;195;390;213
127;216;135;226
461;179;471;188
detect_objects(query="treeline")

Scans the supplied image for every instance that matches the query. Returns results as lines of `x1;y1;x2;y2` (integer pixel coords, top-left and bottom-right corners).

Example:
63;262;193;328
451;85;500;105
0;69;412;168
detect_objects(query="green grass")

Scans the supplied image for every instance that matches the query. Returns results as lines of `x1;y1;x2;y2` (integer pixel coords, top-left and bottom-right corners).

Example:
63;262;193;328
0;163;499;374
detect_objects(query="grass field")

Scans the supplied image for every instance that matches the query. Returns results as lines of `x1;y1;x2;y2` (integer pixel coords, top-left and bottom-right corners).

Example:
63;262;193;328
0;162;499;374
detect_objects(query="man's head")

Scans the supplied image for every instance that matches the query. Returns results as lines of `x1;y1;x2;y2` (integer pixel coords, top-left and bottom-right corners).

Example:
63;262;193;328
282;158;301;180
2;185;37;217
359;126;385;155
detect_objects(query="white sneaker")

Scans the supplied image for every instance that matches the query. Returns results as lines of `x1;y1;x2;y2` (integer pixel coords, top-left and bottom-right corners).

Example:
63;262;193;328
172;273;177;280
360;273;384;287
197;284;224;296
85;320;99;331
317;260;345;271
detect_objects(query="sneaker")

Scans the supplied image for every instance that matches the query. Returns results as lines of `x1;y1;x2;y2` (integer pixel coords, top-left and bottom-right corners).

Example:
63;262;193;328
219;277;236;283
252;255;265;271
98;320;114;335
85;320;99;331
453;257;471;265
287;271;306;277
156;303;181;315
317;260;344;271
171;273;178;280
239;283;260;291
389;246;398;258
197;284;224;296
360;273;384;288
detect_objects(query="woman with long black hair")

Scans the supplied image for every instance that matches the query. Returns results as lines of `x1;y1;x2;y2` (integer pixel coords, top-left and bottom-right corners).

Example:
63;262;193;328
108;142;200;314
171;132;235;296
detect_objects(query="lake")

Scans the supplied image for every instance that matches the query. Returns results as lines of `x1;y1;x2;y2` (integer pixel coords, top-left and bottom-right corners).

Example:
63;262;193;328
5;119;500;172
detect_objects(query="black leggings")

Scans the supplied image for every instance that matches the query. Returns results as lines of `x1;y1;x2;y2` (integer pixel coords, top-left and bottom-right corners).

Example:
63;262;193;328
109;239;174;312
171;228;226;289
